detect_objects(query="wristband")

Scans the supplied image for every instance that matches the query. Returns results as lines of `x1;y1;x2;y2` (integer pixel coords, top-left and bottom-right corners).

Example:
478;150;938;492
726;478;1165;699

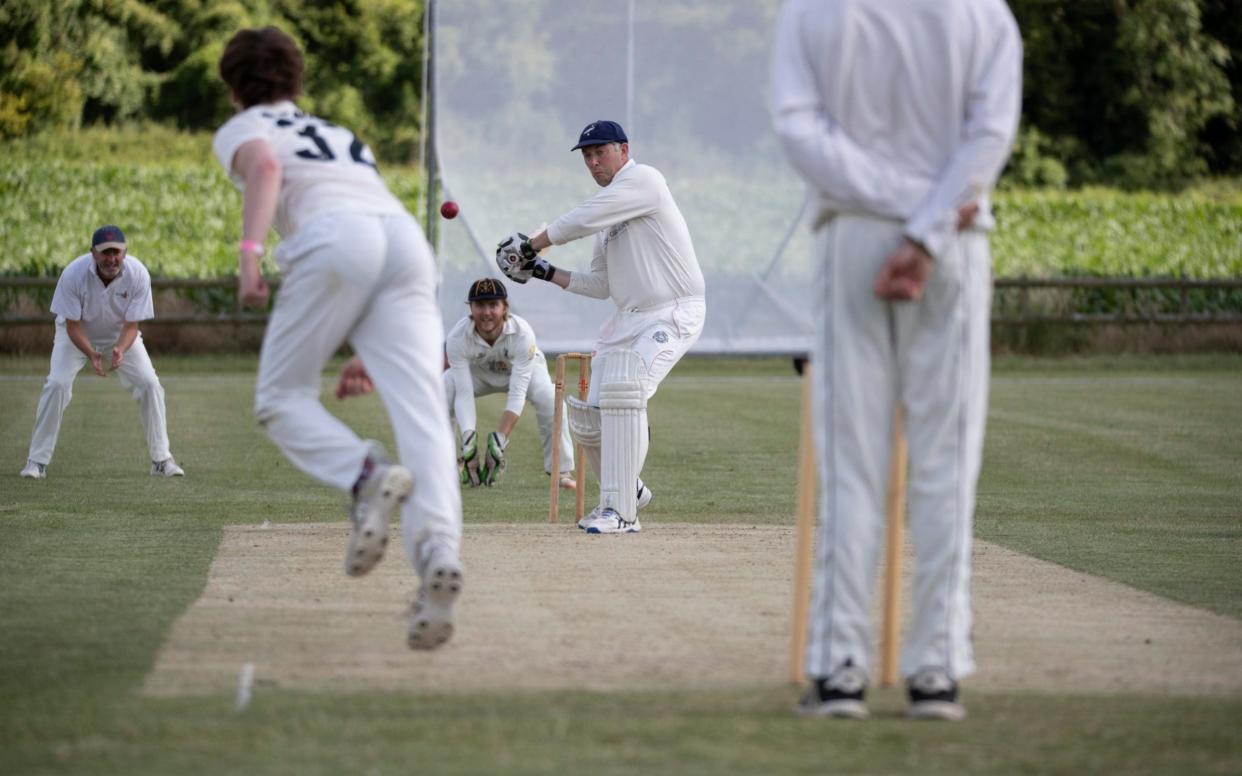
239;239;265;256
532;259;557;283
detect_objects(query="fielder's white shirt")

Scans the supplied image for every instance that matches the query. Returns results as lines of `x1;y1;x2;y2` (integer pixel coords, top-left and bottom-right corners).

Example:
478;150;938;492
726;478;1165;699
50;254;155;343
444;314;542;418
546;159;706;310
212;100;404;238
770;0;1022;258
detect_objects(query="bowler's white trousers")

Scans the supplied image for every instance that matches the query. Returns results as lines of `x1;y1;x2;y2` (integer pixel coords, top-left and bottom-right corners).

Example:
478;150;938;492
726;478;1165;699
27;325;171;465
442;358;574;475
806;215;990;682
256;211;461;572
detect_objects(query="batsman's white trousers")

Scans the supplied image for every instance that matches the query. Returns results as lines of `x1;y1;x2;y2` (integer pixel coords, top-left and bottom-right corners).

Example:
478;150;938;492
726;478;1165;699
586;296;706;405
442;357;574;475
256;211;462;571
27;324;171;465
806;215;990;682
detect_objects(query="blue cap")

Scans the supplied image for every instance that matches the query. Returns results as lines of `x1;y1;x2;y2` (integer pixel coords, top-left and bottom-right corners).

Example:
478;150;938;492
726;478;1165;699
571;120;628;151
91;225;126;251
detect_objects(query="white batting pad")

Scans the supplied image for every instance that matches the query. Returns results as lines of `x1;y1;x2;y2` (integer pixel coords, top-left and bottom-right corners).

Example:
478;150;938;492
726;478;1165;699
598;350;646;523
566;396;602;478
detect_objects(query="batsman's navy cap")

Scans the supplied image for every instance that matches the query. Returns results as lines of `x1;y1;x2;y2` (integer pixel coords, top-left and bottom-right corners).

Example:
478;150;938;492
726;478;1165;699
467;277;507;302
571;120;627;151
92;225;126;251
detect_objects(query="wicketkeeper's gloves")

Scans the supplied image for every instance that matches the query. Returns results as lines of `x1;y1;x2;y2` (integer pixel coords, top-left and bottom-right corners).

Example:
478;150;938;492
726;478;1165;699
480;431;507;486
459;430;481;487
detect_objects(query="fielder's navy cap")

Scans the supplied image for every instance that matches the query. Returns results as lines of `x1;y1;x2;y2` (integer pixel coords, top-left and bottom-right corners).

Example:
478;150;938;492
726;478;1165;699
467;277;507;302
571;120;627;151
92;225;126;251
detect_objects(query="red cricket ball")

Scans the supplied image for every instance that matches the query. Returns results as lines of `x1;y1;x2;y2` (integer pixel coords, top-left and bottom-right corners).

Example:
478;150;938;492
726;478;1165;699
440;200;459;220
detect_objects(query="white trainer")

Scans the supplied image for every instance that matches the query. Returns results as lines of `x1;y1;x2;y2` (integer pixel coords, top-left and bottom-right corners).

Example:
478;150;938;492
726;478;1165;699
408;545;464;650
584;508;641;535
345;462;411;577
151;457;185;477
559;473;578;491
578;482;653;530
20;460;47;479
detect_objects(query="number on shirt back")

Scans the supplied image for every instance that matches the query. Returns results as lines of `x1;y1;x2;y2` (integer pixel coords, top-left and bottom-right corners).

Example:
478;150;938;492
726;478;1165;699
268;112;377;169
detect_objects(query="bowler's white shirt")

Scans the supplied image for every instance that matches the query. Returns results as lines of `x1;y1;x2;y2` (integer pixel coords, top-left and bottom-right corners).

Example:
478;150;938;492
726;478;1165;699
546;160;706;310
770;0;1022;258
213;100;403;238
50;254;155;343
444;314;541;416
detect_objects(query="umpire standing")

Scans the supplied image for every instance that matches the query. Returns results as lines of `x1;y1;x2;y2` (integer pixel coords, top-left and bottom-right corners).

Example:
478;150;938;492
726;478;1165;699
771;0;1022;719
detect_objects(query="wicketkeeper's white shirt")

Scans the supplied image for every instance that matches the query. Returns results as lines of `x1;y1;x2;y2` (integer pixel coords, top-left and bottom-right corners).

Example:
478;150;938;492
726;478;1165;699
50;254;155;343
444;314;542;418
212;100;404;240
546;159;706;311
770;0;1022;258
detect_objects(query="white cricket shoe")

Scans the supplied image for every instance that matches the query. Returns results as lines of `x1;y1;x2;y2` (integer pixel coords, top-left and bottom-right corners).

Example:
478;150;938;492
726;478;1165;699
577;482;652;530
20;460;47;479
151;457;185;477
559;473;578;491
345;461;411;577
408;545;464;650
584;508;641;535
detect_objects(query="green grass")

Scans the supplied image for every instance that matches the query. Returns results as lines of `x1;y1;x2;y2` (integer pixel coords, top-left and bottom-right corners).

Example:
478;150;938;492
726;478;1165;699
1;355;1240;773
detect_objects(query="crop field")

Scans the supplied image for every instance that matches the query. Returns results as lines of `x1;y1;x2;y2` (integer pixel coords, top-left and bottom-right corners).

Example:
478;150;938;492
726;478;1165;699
2;128;1242;280
1;353;1240;774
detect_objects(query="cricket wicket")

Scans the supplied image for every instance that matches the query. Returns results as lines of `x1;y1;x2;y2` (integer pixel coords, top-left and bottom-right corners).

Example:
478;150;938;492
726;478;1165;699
789;362;907;687
549;353;591;523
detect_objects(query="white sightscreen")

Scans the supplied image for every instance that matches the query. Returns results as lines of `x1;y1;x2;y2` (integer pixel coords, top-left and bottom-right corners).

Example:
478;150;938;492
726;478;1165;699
430;0;814;354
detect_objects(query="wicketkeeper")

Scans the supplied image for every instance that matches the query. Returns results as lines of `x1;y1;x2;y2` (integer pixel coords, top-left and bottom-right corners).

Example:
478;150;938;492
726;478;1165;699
443;277;577;490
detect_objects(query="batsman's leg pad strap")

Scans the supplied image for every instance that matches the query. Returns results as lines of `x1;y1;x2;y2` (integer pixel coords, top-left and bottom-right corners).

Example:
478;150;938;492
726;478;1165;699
598;350;646;521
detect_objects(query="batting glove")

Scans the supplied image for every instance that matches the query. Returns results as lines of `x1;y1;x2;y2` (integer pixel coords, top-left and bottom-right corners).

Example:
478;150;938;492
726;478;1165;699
480;431;507;486
496;232;557;283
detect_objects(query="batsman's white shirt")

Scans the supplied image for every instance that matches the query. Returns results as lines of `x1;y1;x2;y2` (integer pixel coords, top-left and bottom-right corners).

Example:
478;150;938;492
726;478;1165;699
51;255;154;343
548;159;705;310
771;0;1021;682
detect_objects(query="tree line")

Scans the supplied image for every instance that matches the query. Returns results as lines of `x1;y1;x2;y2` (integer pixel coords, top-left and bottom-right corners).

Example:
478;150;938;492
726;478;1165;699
2;0;1239;188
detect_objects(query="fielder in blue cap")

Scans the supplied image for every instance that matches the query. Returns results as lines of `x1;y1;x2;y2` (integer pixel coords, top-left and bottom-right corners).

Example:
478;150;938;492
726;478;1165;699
493;120;707;536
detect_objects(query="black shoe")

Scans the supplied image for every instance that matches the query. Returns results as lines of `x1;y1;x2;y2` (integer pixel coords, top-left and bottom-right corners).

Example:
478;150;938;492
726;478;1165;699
797;660;868;719
907;668;966;721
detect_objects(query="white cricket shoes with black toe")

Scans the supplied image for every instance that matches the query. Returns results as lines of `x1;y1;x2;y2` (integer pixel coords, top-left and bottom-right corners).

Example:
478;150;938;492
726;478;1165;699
408;545;464;650
798;660;869;720
906;668;966;721
345;460;410;577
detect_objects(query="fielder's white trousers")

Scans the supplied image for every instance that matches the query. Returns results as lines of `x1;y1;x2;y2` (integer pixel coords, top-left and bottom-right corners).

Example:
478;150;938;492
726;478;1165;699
442;358;574;475
256;211;462;570
806;215;990;682
27;324;171;465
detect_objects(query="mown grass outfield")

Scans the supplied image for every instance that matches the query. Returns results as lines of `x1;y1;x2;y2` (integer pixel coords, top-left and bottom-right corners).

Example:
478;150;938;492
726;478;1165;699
1;354;1240;774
